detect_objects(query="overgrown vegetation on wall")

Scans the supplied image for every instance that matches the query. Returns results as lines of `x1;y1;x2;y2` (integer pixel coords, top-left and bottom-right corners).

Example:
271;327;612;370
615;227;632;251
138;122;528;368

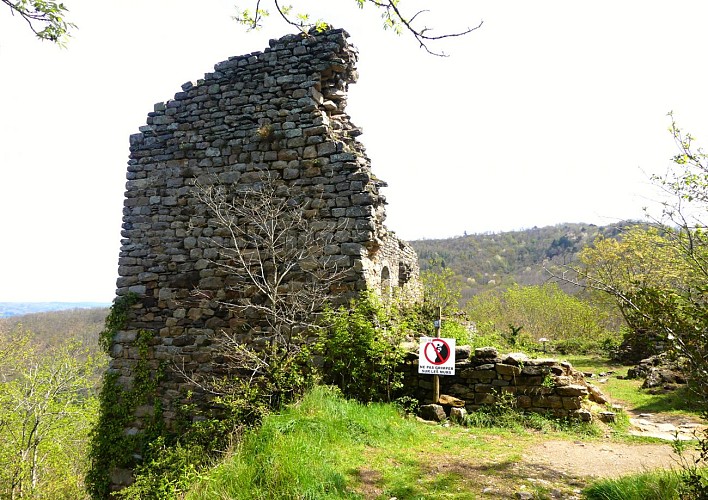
87;294;169;499
317;291;408;403
85;290;419;498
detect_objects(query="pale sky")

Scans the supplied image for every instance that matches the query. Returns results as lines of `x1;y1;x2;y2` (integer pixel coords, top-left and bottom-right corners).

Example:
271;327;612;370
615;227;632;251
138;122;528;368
1;1;707;302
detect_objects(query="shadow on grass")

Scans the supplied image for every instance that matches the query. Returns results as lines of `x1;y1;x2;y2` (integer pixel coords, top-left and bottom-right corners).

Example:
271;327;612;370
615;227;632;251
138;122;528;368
630;385;705;415
561;355;630;372
408;459;588;498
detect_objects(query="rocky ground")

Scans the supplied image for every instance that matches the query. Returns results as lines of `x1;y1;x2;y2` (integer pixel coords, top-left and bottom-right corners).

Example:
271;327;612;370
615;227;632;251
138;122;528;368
481;405;706;498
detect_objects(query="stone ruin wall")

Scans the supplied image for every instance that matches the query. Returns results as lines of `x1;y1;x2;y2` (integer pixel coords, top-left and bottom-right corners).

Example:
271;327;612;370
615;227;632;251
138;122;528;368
111;28;421;469
403;347;607;420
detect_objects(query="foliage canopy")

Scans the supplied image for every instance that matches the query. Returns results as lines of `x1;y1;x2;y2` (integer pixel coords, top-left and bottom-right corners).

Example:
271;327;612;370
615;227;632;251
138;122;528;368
1;0;75;43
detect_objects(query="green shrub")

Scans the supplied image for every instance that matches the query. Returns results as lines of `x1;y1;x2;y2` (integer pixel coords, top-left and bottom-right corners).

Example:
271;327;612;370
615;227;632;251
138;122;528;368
440;319;472;345
317;292;406;403
467;327;511;351
116;437;210;500
466;284;621;355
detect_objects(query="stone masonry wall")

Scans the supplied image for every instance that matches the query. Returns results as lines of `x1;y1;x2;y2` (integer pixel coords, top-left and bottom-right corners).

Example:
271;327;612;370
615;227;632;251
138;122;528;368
109;28;420;489
403;347;605;420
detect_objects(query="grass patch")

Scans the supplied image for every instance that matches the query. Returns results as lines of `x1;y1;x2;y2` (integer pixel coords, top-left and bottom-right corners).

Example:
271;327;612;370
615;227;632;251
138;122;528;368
186;384;640;499
562;354;626;374
583;467;708;500
186;386;538;499
605;378;703;415
563;355;703;416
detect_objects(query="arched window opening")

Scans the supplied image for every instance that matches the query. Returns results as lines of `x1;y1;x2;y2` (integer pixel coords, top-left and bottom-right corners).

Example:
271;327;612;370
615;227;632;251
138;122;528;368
381;266;391;299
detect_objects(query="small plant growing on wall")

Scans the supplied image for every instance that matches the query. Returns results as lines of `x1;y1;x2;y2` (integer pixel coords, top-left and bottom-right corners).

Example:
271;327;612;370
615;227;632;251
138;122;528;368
256;123;274;140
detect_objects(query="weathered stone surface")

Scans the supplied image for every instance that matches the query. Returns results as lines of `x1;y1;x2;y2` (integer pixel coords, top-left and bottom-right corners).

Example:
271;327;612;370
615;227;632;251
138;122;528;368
448;383;474;399
630;353;689;391
449;407;468;423
475;393;497;405
562;397;583;410
587;383;609;404
403;347;606;422
555;384;589;397
455;344;471;361
502;352;529;365
438;394;465;407
495;363;522;376
599;411;616;423
475;347;498;359
419;404;446;422
573;409;593;422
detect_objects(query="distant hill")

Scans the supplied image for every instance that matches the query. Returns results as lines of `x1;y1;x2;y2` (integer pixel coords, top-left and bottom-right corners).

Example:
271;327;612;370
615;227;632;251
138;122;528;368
410;222;639;302
0;302;111;318
0;307;109;366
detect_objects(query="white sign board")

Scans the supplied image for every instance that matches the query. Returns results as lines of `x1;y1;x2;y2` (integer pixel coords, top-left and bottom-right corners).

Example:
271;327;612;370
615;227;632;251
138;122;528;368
418;337;456;376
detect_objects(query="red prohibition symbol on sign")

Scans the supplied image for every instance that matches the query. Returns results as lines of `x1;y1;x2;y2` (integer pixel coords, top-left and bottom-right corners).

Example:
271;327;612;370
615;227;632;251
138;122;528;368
424;338;451;365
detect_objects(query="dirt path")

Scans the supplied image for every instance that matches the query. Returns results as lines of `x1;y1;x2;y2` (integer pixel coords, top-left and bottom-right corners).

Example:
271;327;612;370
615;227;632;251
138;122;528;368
524;439;684;479
473;430;700;499
357;415;705;499
510;405;706;498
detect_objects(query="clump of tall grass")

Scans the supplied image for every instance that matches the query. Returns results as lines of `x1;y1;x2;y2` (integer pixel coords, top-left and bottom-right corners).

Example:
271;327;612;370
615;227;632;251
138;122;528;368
186;385;417;499
583;468;688;500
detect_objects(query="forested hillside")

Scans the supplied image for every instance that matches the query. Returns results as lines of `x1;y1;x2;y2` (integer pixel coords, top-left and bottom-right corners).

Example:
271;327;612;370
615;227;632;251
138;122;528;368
410;222;638;301
0;308;108;498
0;302;110;318
0;307;108;353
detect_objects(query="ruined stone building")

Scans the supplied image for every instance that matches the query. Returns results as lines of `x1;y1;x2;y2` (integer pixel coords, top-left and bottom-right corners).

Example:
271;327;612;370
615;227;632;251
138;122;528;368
105;28;420;489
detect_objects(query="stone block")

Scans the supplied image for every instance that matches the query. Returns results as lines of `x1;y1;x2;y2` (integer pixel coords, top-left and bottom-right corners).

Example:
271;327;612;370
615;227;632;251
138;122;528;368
475;347;498;359
555;384;588;397
475;393;497;405
438;394;465;407
419;404;446;422
572;409;593;422
455;344;471;361
502;352;529;365
561;397;582;410
495;363;522;376
449;407;468;424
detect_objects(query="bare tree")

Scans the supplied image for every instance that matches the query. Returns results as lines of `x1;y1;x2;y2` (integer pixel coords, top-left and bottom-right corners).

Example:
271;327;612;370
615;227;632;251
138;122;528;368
185;173;350;409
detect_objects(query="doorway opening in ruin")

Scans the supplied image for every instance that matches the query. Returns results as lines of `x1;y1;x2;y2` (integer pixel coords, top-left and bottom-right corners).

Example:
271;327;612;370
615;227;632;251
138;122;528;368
381;266;391;299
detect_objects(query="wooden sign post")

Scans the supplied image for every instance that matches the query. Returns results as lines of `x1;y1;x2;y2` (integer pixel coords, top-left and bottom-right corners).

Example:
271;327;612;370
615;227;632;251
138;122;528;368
418;307;457;405
433;307;441;403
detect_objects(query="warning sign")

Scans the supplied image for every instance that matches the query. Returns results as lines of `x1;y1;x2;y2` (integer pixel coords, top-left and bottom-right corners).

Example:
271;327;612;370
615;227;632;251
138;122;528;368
418;337;456;375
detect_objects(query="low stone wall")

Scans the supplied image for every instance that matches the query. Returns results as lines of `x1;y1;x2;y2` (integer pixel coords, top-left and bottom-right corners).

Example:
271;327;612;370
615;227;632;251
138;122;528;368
403;347;605;420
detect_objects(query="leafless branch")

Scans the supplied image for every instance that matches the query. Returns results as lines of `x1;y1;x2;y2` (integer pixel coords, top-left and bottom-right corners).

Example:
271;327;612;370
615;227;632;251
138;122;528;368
369;0;482;56
183;172;349;399
234;0;481;56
